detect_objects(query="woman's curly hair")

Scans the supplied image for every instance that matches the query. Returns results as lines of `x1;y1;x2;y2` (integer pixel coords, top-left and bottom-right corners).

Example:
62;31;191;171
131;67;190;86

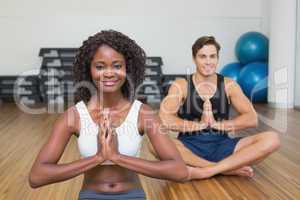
73;30;146;103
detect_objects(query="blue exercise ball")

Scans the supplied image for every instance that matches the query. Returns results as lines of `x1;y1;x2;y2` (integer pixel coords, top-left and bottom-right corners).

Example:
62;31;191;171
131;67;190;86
238;62;268;102
220;62;243;82
235;32;269;64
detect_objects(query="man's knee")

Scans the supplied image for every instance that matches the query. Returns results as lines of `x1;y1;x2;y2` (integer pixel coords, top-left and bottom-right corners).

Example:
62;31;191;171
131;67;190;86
260;131;281;154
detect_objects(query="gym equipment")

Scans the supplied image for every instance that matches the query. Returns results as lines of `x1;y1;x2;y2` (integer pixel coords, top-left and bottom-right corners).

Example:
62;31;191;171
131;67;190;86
138;57;164;104
39;48;77;105
0;75;41;105
238;62;268;102
235;32;269;64
219;62;243;81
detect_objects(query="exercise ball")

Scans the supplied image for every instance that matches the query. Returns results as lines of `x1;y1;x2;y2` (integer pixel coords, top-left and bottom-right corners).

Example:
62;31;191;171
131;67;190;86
220;62;243;81
238;62;268;102
235;32;269;64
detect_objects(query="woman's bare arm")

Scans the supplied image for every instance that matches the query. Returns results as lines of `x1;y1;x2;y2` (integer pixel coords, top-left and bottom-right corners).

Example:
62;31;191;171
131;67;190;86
29;107;104;188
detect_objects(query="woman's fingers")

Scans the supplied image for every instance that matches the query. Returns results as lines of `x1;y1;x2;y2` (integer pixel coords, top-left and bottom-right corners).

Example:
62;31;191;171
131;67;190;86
101;108;111;138
99;120;104;138
99;117;107;141
102;108;109;121
106;126;112;142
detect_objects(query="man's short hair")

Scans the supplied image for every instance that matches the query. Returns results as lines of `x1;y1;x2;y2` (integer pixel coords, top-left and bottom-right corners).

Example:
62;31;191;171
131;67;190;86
192;36;221;58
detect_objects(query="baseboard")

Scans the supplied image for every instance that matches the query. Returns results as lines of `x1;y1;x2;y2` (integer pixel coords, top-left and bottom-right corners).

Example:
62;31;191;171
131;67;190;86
268;101;294;109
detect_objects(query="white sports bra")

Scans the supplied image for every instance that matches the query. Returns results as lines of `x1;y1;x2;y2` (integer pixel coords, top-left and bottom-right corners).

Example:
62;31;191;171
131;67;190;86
75;100;143;159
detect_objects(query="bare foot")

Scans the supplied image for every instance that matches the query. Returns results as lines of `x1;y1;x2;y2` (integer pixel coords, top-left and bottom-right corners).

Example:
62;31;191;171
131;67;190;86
222;166;254;177
186;166;216;180
186;166;254;180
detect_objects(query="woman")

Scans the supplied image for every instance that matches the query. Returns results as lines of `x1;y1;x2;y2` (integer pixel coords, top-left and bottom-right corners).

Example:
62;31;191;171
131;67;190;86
29;30;188;200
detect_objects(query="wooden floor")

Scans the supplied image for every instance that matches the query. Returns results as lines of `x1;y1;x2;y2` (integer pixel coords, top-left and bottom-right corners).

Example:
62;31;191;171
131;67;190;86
0;103;300;200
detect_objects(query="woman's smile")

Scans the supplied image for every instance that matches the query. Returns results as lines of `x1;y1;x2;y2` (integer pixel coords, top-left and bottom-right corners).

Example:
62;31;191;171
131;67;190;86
102;80;120;87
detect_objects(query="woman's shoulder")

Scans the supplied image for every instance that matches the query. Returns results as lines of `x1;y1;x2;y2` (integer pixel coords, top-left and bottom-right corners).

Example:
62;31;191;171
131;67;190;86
55;105;80;134
138;103;157;117
137;103;160;132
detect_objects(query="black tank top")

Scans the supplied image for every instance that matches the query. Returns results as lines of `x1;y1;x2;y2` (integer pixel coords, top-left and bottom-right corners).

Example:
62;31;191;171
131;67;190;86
178;73;230;134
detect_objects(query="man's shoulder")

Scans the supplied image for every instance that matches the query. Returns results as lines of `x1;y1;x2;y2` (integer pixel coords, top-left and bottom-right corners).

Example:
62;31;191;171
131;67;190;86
223;76;242;96
168;77;188;91
173;77;188;84
162;76;189;102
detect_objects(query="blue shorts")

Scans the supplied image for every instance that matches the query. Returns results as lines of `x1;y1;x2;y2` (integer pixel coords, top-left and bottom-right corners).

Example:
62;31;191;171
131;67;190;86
178;131;242;162
78;188;146;200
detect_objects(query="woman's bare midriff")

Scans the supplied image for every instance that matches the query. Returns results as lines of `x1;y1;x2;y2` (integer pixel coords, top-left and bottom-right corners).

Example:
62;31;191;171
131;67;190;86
81;165;142;193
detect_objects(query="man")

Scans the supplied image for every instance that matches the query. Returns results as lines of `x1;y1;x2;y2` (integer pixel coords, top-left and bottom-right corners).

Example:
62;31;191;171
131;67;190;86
150;36;280;179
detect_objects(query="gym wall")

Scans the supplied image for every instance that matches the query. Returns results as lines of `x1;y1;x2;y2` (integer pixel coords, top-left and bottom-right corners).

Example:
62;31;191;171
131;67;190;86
0;0;264;75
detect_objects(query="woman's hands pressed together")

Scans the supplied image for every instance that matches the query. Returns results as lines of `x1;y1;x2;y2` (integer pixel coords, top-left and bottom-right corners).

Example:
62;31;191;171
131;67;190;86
96;109;120;164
